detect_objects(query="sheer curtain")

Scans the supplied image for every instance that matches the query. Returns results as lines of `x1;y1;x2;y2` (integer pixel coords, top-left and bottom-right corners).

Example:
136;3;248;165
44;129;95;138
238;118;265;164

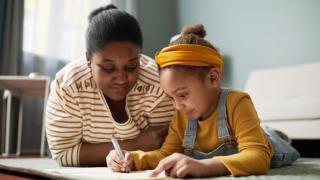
23;0;113;64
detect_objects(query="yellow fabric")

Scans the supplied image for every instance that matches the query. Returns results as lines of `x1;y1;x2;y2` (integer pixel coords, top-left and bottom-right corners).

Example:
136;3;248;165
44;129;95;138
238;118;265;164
155;44;223;71
131;90;273;176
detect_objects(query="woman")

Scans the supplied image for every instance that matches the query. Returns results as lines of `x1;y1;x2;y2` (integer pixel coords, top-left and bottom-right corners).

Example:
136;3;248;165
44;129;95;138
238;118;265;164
46;4;174;167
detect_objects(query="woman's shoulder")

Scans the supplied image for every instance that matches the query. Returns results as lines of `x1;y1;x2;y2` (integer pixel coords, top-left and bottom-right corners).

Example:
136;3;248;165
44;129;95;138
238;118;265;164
137;54;161;87
139;54;159;75
53;60;92;89
139;54;158;68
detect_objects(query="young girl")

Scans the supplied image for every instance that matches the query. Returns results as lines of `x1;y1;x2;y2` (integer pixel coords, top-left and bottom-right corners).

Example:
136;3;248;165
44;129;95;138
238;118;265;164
106;24;299;178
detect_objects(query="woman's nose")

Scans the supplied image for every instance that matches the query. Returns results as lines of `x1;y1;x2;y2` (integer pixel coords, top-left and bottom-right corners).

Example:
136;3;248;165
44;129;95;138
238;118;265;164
115;70;128;82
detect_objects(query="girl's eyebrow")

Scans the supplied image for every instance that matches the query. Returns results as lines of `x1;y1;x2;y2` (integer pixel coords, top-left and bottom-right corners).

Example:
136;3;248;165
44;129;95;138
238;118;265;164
171;86;187;94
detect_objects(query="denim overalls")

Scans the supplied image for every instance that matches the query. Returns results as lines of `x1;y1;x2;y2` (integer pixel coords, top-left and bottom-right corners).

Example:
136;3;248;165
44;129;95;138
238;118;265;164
182;88;300;168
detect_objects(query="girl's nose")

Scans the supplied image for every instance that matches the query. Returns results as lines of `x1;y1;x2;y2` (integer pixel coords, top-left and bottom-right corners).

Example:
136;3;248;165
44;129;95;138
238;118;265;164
173;101;185;111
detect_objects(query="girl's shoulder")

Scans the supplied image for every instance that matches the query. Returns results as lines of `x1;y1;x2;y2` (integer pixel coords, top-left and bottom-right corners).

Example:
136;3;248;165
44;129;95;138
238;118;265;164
226;89;253;105
227;89;250;97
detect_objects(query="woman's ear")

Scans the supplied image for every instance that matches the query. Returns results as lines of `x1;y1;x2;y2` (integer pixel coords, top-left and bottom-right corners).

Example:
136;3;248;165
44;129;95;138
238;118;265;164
208;67;221;86
85;52;90;62
85;52;91;67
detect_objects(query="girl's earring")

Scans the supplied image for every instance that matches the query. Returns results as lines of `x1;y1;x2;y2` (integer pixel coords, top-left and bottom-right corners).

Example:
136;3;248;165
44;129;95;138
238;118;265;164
210;72;215;83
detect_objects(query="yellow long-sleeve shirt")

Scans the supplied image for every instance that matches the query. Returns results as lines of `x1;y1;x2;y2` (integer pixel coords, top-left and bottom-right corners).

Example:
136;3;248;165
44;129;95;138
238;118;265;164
130;90;273;176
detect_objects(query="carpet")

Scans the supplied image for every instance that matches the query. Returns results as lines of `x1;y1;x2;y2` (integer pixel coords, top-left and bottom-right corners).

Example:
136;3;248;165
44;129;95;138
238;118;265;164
0;157;319;179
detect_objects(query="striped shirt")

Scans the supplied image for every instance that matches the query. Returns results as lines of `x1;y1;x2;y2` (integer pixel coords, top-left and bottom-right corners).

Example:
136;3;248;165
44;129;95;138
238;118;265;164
46;55;175;166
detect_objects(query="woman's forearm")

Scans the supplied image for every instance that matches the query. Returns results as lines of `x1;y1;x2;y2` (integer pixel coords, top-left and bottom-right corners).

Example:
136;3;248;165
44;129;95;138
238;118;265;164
79;138;140;166
78;125;170;166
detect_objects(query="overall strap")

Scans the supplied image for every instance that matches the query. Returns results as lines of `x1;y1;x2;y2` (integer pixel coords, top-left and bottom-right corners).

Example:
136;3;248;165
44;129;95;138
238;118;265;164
217;88;232;142
182;88;232;156
182;117;198;156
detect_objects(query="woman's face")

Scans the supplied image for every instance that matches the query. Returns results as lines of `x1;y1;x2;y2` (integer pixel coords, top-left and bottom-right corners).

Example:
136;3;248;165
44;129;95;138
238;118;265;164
160;68;220;120
88;41;140;101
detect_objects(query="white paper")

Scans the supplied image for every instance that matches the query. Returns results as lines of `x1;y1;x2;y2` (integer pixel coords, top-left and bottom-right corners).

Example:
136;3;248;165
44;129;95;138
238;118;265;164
45;167;168;179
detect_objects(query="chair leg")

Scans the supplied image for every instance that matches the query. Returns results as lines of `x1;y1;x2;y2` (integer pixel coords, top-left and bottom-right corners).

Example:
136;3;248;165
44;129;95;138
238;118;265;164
3;90;12;157
40;79;50;156
16;96;24;156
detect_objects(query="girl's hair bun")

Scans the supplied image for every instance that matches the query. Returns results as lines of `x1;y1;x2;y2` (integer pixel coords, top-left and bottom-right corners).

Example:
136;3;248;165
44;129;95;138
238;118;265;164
181;24;206;38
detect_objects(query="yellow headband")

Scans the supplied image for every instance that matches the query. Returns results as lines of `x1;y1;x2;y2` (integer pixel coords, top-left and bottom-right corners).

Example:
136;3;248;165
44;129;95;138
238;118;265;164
155;44;223;71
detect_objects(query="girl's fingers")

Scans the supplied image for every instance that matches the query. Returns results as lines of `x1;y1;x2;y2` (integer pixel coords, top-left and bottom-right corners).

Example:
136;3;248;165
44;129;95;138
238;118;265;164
164;167;172;177
124;151;131;162
169;163;178;177
109;159;123;172
123;151;134;172
107;150;128;172
150;156;177;177
169;158;184;177
175;164;189;178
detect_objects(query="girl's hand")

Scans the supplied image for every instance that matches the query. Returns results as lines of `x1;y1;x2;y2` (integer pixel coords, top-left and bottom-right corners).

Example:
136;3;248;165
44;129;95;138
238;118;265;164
106;150;134;172
150;153;220;178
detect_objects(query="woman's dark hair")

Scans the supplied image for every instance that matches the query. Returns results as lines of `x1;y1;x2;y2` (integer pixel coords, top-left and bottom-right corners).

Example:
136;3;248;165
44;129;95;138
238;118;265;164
86;4;142;58
160;24;218;80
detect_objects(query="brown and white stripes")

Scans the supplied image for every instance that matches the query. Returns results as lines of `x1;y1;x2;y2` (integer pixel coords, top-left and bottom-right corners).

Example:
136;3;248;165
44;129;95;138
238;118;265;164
46;55;175;166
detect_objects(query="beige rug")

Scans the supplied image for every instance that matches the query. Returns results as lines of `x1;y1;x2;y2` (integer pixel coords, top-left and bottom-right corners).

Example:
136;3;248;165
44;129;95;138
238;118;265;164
0;157;319;179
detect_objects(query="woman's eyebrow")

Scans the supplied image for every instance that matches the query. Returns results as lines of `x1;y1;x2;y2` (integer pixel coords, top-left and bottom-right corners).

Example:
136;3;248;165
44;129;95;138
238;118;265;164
128;57;139;62
101;59;114;63
101;57;139;63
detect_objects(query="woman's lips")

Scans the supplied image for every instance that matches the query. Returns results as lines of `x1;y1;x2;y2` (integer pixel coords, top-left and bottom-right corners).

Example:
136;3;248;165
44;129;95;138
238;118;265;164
111;84;129;92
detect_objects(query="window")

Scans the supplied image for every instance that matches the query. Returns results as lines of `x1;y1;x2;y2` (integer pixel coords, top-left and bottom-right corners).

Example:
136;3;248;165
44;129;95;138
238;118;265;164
23;0;112;62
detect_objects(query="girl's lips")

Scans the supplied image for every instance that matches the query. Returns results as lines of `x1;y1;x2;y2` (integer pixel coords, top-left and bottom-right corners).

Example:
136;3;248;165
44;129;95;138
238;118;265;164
184;110;194;117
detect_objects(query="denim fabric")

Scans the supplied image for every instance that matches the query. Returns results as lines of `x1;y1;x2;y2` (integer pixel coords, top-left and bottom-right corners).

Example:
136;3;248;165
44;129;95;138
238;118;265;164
263;126;300;168
182;88;299;167
190;141;238;160
182;89;238;159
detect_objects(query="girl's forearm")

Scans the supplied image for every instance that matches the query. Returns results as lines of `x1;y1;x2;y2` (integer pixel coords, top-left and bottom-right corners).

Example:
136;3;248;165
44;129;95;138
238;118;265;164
201;157;230;177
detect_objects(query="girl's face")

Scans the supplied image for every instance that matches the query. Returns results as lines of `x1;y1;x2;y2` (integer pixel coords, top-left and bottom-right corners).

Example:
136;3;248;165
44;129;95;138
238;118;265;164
160;68;220;120
88;41;140;101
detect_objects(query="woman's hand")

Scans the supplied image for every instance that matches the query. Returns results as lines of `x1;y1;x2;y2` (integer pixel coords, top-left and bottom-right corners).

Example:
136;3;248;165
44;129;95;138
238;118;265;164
150;153;229;178
106;150;135;172
135;125;169;151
